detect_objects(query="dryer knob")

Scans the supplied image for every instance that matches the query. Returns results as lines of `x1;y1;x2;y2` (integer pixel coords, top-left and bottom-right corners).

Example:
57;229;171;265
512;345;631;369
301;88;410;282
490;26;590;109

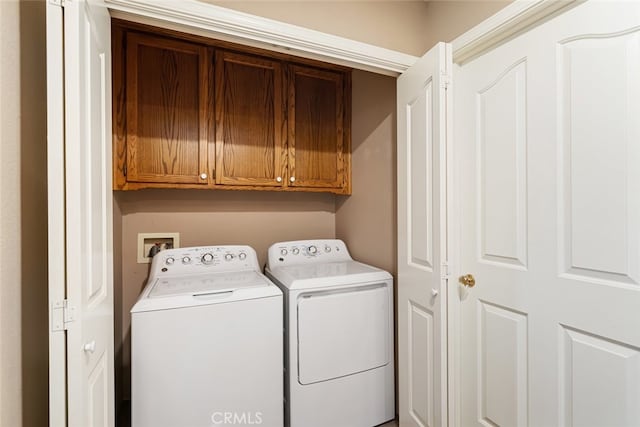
224;253;234;261
201;253;214;264
308;245;318;254
238;252;247;260
324;245;331;253
165;257;175;265
280;248;288;256
182;256;191;264
292;248;300;255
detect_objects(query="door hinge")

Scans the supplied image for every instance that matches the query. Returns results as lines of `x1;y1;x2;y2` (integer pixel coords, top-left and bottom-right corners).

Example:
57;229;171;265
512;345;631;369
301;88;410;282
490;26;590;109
441;71;451;90
441;261;451;280
51;300;76;332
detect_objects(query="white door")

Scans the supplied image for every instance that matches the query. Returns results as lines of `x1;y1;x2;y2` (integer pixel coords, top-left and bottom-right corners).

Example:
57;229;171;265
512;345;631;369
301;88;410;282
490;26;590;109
454;2;640;426
397;42;452;427
47;0;115;425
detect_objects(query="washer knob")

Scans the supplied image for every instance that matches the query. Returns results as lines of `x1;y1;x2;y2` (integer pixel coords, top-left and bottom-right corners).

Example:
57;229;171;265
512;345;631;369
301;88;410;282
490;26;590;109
165;257;175;265
325;245;331;253
308;245;318;255
280;248;288;256
238;252;247;260
201;253;214;264
292;248;300;255
182;256;191;264
224;253;234;261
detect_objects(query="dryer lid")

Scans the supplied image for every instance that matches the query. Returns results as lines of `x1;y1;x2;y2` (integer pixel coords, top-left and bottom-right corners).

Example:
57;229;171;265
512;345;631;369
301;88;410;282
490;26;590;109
281;261;378;280
267;260;392;290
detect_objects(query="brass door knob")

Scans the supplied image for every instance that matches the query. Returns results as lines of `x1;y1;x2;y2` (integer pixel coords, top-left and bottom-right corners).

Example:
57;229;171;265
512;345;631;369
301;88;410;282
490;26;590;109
458;274;476;288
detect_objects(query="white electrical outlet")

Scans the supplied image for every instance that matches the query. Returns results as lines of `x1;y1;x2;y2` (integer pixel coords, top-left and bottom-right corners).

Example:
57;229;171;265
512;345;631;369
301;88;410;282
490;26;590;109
137;233;180;264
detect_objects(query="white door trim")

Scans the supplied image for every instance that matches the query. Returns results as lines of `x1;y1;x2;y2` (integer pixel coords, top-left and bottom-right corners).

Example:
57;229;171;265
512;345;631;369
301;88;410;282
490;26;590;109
46;2;67;426
104;0;418;76
452;0;581;65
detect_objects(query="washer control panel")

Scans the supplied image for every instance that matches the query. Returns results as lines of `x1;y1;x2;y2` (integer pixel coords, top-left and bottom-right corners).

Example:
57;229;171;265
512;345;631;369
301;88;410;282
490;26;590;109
267;239;352;266
150;245;259;277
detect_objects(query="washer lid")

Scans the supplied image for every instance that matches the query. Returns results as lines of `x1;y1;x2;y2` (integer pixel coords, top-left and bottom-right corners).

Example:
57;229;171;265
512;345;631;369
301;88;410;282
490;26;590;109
149;270;267;298
267;260;392;290
131;270;281;313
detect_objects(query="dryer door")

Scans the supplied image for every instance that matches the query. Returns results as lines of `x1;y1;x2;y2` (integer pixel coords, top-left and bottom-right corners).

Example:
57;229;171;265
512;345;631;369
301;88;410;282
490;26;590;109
297;283;391;385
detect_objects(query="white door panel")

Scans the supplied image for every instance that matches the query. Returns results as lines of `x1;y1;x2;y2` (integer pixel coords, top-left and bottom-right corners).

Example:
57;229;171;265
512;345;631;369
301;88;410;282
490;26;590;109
455;2;640;426
397;42;451;427
64;1;115;426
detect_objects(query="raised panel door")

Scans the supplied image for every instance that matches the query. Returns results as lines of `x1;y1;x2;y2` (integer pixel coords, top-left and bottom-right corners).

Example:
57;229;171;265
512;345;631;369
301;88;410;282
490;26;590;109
215;51;285;187
288;65;349;191
455;2;640;426
397;42;451;427
61;0;115;425
125;33;210;185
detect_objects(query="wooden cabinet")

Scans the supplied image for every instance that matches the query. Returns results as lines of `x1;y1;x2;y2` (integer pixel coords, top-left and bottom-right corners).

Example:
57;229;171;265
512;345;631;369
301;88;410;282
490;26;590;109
288;65;350;192
215;51;286;187
121;31;212;186
113;22;351;194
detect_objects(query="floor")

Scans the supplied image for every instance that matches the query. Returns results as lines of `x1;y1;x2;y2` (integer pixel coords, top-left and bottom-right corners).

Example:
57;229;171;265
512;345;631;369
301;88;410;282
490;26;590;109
380;420;399;427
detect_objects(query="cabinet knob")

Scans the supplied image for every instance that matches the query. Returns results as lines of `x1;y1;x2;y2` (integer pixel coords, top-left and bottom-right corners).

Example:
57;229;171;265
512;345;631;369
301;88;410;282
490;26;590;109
276;176;282;183
290;176;296;183
200;173;208;180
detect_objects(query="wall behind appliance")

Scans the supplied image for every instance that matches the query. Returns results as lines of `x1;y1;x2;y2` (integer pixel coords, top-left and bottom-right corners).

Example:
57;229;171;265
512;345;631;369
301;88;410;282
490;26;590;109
116;190;336;400
335;70;397;275
113;195;124;420
0;1;49;426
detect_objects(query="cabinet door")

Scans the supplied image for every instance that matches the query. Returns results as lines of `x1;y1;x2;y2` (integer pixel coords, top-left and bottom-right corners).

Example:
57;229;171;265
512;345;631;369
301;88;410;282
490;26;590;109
125;33;210;185
288;65;348;190
215;51;285;187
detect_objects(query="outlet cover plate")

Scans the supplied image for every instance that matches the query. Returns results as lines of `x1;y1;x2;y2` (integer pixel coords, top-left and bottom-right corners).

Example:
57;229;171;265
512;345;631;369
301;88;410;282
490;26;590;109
137;232;180;264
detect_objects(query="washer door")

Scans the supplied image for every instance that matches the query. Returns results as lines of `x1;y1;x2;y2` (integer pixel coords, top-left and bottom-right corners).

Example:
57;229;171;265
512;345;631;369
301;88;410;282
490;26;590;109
297;283;390;385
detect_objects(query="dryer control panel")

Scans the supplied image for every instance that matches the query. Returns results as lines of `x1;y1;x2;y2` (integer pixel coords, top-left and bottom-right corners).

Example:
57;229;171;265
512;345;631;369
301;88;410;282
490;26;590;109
267;239;352;266
149;245;260;277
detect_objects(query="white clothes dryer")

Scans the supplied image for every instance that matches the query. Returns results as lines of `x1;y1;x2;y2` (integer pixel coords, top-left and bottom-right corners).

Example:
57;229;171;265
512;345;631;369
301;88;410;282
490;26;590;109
265;239;395;427
131;245;283;427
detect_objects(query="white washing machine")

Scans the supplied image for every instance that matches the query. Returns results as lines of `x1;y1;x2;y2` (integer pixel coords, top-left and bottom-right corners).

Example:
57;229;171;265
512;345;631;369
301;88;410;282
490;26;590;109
265;239;395;427
131;245;283;427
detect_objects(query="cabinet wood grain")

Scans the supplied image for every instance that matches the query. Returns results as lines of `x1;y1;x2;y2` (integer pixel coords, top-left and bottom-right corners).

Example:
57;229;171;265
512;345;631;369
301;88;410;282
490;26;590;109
288;65;348;190
215;51;285;187
125;32;210;184
113;21;351;194
113;25;127;189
